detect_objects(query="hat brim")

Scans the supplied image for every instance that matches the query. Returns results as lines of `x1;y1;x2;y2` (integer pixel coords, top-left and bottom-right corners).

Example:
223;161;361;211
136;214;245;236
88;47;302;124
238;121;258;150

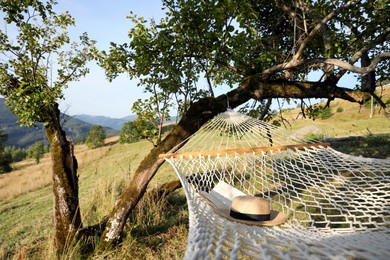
199;181;288;226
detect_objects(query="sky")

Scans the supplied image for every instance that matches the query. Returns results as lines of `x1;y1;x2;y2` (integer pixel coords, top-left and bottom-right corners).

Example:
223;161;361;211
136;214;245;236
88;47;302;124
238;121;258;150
56;0;166;118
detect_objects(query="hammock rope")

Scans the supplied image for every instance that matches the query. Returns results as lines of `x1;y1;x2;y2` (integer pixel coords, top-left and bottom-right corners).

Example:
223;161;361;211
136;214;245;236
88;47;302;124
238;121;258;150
160;109;390;259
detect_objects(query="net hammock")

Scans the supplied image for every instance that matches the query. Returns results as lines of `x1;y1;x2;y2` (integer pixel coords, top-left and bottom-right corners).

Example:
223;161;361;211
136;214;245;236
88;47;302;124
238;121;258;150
160;109;390;259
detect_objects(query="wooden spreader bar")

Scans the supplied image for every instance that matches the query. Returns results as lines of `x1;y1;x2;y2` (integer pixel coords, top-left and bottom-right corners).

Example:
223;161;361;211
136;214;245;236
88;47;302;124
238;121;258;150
159;142;331;159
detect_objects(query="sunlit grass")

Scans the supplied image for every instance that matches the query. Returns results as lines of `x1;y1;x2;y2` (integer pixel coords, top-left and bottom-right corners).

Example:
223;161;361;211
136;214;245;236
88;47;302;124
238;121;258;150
0;136;188;259
283;88;390;138
1;103;389;258
0;156;51;202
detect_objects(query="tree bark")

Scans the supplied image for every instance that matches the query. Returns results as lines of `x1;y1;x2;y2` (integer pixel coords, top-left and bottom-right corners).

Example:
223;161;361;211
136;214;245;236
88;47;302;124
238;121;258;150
45;103;82;256
98;77;370;248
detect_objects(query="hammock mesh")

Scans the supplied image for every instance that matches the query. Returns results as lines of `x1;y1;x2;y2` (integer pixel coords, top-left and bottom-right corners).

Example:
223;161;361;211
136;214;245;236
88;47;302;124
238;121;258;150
161;109;390;259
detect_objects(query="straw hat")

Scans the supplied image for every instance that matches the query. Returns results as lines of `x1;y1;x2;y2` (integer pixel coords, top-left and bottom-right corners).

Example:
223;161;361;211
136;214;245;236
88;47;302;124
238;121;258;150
200;181;288;226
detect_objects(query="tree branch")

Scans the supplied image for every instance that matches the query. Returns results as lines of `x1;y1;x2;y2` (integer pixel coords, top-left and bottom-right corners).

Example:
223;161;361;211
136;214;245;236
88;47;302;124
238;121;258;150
335;27;390;81
371;92;390;115
261;52;390;79
292;1;358;62
274;0;297;19
262;1;361;79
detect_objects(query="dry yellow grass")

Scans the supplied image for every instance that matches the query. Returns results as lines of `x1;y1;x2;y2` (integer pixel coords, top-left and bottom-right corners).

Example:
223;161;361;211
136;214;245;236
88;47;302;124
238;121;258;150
1;89;388;259
280;85;390;138
0;156;52;202
0;138;115;203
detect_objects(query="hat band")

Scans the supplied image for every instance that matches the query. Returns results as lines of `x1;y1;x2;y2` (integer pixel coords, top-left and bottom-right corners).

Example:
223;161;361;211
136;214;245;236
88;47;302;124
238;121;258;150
230;209;271;221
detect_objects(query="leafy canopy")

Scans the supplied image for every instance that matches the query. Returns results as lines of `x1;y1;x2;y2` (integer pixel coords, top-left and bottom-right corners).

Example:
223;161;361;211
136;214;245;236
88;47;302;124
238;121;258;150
119;121;141;144
102;0;389;116
0;0;97;127
86;125;106;149
119;119;158;144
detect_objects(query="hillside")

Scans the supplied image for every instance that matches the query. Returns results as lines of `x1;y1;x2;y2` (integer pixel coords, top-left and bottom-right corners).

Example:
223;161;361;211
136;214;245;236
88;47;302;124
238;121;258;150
1;90;389;258
1;127;389;258
279;85;390;138
0;136;188;259
0;98;118;148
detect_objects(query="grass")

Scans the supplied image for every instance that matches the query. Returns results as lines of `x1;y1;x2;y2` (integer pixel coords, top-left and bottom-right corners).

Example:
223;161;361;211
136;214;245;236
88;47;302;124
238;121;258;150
0;136;187;259
0;156;51;202
331;133;390;159
1;91;390;259
281;86;390;138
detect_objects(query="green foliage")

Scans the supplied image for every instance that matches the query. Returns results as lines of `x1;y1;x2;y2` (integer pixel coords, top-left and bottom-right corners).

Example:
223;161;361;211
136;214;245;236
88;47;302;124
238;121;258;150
101;0;389;121
132;98;167;145
238;100;277;122
305;105;333;120
0;151;12;173
336;107;344;113
26;141;45;164
0;126;12;173
3;146;27;163
0;0;97;127
119;121;141;144
136;117;159;141
86;125;106;149
119;119;158;144
319;107;333;120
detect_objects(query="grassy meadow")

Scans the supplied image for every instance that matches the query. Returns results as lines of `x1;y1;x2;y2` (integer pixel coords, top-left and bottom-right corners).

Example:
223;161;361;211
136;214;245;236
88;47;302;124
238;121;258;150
0;137;188;259
281;86;390;137
1;89;390;259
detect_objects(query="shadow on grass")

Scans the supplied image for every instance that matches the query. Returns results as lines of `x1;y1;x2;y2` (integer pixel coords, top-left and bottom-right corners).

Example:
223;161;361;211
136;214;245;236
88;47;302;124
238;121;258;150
127;191;188;237
330;133;390;159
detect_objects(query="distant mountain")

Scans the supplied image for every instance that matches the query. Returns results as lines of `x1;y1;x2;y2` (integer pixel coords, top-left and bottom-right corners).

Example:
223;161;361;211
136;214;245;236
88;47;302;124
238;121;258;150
73;114;179;130
0;98;118;148
121;115;138;122
73;114;137;130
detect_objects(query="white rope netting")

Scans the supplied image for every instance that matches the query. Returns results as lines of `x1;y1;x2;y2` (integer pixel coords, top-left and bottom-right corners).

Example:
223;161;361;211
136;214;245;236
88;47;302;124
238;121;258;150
161;109;390;259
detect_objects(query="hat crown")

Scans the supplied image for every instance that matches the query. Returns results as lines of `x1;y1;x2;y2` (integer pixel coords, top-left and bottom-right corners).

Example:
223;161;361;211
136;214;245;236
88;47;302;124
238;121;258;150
231;196;271;215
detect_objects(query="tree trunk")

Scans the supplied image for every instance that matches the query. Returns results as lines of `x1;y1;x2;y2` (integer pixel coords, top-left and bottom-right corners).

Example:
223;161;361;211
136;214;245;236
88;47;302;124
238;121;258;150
98;96;228;249
45;104;82;256
98;77;370;248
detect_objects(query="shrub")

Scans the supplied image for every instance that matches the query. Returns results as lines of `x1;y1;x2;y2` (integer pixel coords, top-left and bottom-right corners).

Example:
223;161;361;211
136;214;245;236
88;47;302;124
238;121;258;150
86;125;106;149
3;146;27;163
306;105;333;120
119;121;141;144
0;151;12;173
27;141;45;164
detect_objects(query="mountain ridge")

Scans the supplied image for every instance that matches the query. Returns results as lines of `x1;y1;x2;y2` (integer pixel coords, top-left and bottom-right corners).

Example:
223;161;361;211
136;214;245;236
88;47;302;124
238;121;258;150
0;98;118;148
73;114;137;130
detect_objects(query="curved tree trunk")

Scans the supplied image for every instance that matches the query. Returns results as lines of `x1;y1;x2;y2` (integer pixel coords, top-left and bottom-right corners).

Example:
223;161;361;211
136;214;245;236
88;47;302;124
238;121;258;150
45;104;82;256
98;77;370;248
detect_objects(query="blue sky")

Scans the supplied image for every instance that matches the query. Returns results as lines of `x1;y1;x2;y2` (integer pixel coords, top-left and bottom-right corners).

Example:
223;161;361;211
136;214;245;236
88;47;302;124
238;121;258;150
57;0;166;118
